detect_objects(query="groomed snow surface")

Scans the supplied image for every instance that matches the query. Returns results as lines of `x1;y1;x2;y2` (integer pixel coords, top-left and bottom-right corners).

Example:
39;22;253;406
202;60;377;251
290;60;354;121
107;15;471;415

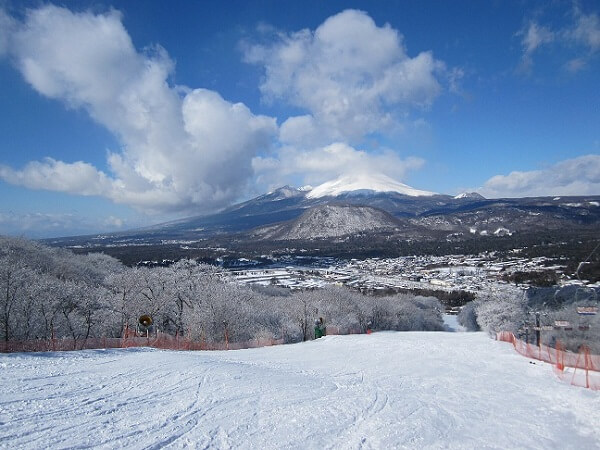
2;332;599;449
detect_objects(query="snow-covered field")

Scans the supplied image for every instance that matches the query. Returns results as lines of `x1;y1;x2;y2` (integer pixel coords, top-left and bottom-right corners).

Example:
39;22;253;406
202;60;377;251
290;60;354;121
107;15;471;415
1;332;599;449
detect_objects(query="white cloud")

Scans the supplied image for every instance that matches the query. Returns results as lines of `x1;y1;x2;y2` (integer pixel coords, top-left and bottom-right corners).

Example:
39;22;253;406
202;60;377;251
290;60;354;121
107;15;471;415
0;158;113;196
244;9;446;146
105;216;124;228
253;142;425;189
570;8;600;52
0;211;127;238
517;22;554;73
522;22;555;54
518;7;600;73
0;9;15;56
479;155;600;198
1;6;438;216
565;57;587;73
1;5;276;214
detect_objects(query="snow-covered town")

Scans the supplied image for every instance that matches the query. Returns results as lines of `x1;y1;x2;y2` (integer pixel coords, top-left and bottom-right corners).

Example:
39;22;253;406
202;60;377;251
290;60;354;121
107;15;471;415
228;253;597;294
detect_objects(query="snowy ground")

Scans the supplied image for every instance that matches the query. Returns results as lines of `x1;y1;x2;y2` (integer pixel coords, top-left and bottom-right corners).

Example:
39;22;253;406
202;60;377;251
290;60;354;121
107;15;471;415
1;331;599;449
443;314;466;332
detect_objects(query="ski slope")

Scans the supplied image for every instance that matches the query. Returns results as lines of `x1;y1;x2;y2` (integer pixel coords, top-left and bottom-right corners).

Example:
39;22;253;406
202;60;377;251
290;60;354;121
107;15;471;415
1;332;599;449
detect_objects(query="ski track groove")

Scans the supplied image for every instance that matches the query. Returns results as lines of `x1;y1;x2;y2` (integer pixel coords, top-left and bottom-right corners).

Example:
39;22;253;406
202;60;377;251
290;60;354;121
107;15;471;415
145;368;214;449
327;376;391;450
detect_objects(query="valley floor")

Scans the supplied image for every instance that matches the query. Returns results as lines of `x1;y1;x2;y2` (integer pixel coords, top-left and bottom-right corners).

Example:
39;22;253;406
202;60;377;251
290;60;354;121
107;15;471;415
1;331;599;449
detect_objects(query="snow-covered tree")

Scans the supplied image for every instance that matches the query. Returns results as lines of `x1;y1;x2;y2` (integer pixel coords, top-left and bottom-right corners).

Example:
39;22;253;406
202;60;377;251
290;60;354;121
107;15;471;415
475;291;528;335
457;301;480;331
0;237;40;341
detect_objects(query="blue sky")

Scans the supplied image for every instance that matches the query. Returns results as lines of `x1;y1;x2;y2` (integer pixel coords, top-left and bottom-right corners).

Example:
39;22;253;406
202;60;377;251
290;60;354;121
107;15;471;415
0;0;599;237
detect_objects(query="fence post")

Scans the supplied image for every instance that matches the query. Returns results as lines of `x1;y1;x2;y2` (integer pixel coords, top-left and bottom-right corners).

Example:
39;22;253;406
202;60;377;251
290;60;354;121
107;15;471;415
584;346;591;389
572;349;583;387
556;341;564;372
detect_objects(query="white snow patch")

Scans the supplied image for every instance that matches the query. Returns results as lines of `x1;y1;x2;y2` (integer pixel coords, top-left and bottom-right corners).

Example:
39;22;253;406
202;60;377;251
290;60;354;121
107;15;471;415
453;192;483;199
494;227;512;236
307;173;436;198
1;333;599;448
443;314;466;332
266;186;303;200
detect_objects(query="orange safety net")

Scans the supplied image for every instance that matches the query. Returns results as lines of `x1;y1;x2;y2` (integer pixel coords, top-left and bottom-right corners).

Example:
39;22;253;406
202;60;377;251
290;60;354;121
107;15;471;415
0;332;285;353
497;331;600;390
0;324;375;354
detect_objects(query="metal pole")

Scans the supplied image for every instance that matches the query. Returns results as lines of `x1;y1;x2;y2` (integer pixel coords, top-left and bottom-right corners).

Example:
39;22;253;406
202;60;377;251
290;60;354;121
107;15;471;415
535;312;540;348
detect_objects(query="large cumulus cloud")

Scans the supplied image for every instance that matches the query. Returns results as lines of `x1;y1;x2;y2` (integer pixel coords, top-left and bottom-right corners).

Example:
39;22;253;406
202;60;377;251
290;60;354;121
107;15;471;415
242;9;451;191
244;9;445;146
0;6;452;213
0;5;276;214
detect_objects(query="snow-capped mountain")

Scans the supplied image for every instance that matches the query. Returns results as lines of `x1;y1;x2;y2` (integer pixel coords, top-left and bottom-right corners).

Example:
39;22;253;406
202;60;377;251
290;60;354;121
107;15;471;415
454;192;486;200
307;173;437;199
262;186;304;200
46;172;600;249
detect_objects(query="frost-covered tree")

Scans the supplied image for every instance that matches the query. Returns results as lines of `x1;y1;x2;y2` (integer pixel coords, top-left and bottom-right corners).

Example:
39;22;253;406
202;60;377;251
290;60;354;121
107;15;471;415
105;268;143;335
134;267;176;332
168;259;223;337
457;301;480;331
397;295;444;331
475;291;528;336
32;274;63;339
0;237;40;341
286;290;319;341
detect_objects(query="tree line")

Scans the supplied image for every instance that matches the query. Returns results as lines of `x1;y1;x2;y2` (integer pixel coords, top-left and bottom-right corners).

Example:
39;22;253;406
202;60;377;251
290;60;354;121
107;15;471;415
1;236;445;346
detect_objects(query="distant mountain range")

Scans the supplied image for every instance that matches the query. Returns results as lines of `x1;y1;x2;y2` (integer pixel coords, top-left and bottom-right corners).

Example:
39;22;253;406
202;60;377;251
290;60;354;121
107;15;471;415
47;173;600;250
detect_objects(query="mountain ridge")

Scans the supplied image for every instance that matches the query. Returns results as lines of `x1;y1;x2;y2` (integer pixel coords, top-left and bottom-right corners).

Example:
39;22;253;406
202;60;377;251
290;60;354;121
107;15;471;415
42;173;600;250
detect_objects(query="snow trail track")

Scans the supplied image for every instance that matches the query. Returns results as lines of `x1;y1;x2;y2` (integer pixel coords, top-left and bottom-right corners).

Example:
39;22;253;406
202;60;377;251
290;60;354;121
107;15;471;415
1;332;599;449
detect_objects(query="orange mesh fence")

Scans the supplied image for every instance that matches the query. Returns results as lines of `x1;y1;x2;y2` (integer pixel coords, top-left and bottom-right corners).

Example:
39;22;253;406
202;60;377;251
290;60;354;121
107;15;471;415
0;333;285;354
497;331;600;390
0;324;374;354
